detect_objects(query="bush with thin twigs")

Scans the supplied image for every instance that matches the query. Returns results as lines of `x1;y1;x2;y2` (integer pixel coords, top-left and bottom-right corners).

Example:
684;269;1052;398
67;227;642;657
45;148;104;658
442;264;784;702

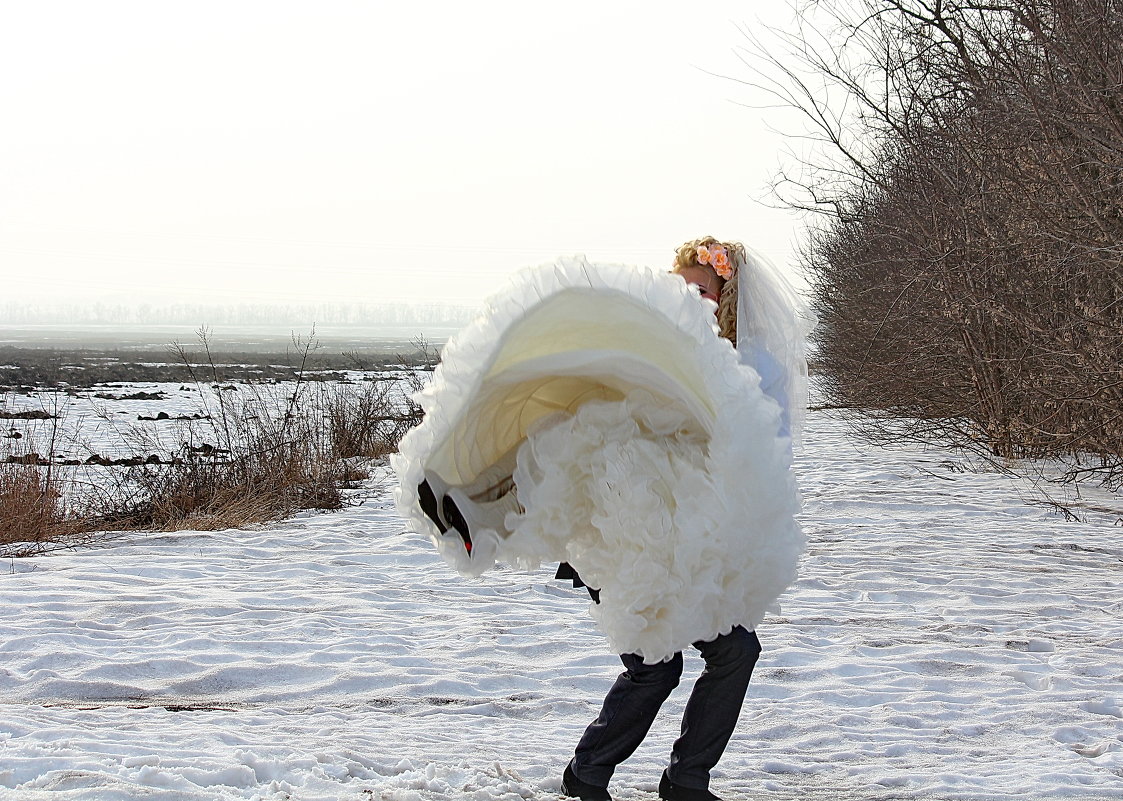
322;338;433;461
747;0;1123;486
323;380;418;461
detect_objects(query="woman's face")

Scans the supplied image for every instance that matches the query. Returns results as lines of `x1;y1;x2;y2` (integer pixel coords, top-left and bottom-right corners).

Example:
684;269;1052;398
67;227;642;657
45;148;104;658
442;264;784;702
677;265;722;310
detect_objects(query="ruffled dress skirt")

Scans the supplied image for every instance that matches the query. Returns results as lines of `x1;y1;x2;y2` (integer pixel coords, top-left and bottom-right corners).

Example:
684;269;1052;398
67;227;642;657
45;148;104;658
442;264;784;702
392;257;804;663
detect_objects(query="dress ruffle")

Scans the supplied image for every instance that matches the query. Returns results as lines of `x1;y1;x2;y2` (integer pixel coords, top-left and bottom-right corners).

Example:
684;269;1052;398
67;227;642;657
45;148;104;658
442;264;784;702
392;257;804;663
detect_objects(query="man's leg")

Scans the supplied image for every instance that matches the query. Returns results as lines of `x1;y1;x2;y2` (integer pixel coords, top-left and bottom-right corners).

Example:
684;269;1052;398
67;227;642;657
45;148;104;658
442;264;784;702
570;652;684;787
666;627;761;790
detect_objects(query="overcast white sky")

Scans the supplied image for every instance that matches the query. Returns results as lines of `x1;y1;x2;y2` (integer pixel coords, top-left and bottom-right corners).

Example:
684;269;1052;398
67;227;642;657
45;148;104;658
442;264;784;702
1;1;811;308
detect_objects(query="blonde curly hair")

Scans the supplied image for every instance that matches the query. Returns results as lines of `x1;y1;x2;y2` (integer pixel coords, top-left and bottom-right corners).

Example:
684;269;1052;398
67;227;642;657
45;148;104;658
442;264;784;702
671;236;746;344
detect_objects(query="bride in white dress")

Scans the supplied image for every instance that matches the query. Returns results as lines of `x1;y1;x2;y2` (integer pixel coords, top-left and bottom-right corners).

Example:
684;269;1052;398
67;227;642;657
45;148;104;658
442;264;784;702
392;236;811;800
393;239;808;657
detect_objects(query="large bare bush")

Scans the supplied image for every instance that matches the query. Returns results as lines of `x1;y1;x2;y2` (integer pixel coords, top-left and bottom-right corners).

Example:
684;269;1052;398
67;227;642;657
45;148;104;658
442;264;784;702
748;0;1123;483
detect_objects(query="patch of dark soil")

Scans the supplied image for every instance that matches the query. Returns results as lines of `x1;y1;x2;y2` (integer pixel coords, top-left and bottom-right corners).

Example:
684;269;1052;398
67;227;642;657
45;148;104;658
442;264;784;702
0;410;56;419
96;391;168;401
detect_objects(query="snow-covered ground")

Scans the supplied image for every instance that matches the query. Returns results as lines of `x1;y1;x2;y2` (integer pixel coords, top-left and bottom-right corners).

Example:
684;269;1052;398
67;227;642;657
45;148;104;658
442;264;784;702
2;409;1122;800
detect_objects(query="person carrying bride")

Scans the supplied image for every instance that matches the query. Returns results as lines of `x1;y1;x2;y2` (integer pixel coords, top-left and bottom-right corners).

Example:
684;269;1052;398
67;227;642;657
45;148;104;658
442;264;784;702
559;236;808;801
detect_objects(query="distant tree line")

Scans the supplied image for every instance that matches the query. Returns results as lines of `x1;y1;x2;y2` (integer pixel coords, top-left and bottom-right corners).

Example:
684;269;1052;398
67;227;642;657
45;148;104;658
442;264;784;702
0;301;478;328
755;0;1123;483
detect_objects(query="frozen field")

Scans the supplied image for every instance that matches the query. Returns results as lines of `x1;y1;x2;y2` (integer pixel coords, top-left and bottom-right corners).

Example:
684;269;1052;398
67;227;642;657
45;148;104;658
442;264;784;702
2;374;411;463
2;408;1122;800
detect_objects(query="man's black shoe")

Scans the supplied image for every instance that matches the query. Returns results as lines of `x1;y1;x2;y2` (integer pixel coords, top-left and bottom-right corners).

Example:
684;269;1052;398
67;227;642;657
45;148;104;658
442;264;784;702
561;762;612;801
658;770;721;801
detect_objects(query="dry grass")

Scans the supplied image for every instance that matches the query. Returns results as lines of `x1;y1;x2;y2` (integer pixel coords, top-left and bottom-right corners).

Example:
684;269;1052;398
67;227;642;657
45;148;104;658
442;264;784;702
0;463;84;553
94;441;347;533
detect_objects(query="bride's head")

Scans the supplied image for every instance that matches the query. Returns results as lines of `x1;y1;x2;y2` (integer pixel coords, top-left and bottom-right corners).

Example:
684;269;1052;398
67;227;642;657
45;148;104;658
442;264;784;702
671;236;745;343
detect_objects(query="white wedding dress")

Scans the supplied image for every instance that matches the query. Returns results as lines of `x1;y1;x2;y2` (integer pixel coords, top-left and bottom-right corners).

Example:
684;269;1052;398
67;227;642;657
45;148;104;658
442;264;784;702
392;256;806;663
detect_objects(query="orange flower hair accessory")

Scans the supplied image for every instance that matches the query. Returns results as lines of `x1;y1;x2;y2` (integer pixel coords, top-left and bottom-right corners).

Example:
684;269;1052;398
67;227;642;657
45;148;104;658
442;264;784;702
696;243;733;280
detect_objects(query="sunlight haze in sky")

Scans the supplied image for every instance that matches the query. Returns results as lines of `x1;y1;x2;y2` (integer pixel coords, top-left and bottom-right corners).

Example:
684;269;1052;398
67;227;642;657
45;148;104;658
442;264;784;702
1;1;809;309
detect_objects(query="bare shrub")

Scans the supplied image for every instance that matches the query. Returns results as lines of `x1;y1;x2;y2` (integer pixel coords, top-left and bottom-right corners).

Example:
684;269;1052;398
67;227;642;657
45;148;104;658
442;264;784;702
746;0;1123;484
324;380;415;460
325;334;433;460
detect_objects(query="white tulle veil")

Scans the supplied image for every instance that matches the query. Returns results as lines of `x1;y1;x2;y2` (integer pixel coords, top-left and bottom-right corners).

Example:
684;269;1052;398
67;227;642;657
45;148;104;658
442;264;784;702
735;247;816;446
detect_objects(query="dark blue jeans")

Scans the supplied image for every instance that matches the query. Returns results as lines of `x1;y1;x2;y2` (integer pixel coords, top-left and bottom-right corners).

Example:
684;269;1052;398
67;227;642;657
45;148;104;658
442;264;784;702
571;626;761;791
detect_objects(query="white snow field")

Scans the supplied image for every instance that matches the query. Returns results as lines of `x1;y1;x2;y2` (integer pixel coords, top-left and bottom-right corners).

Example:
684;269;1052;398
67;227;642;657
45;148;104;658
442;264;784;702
2;409;1122;801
